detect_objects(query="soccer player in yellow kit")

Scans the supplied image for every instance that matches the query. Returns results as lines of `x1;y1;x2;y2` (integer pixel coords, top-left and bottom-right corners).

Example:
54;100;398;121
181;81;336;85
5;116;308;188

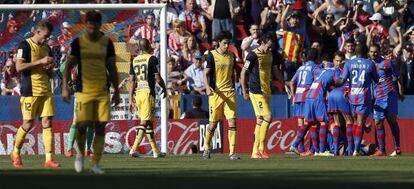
202;31;239;160
11;20;60;168
240;33;284;159
128;38;167;158
62;10;120;174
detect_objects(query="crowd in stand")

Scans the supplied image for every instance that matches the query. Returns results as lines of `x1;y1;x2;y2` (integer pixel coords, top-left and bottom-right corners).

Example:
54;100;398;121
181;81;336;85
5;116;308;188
1;0;414;96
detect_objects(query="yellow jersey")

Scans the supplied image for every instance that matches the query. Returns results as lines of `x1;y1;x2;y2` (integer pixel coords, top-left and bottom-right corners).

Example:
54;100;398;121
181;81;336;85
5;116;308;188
206;49;235;92
70;34;115;94
16;38;53;96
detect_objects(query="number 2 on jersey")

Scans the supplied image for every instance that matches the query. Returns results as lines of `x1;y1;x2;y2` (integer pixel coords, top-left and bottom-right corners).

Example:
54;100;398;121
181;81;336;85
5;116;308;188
351;70;365;84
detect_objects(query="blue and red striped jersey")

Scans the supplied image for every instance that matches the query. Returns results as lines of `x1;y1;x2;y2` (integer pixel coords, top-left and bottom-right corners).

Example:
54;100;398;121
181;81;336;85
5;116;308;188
291;61;318;103
340;58;379;105
306;68;337;100
374;58;399;99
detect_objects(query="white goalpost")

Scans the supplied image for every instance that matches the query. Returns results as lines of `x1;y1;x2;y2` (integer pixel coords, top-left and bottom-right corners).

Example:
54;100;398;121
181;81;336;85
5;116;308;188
0;3;169;153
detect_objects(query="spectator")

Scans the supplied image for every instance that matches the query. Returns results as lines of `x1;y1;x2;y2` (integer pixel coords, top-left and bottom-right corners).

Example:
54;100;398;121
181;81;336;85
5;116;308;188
397;44;414;94
313;0;348;21
179;0;208;42
1;57;20;96
404;26;414;49
167;57;186;95
353;0;372;26
181;95;209;119
366;13;389;46
278;6;309;82
311;13;339;56
389;13;403;46
209;0;240;41
168;19;191;56
354;0;374;15
182;35;200;69
341;38;356;60
241;24;261;60
373;0;401;28
129;12;159;51
183;52;205;95
165;0;179;32
403;0;414;29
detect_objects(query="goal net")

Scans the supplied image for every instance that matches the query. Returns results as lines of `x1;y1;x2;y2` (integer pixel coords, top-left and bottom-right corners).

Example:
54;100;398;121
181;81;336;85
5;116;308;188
0;4;169;154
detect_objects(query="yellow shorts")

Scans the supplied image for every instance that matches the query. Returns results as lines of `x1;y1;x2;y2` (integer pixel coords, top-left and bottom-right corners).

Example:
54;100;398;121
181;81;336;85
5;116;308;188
249;92;271;117
209;90;236;122
135;91;155;121
75;92;110;123
20;96;55;121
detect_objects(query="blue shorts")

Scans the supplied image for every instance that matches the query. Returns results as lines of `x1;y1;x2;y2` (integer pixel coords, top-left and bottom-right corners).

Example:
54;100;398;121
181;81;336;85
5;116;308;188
304;98;328;123
373;93;398;120
328;88;351;115
293;102;305;118
351;103;373;117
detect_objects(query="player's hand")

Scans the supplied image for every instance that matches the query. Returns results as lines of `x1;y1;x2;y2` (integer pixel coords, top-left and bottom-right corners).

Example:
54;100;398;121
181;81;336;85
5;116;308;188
62;87;71;103
399;93;405;102
242;91;250;101
112;90;120;106
364;123;372;133
39;56;54;65
160;87;167;99
206;87;214;96
129;100;135;114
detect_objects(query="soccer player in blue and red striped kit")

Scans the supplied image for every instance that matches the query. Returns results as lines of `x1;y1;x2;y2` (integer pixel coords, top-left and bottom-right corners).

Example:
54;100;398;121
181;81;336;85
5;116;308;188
289;48;321;156
328;51;354;156
369;44;404;156
336;46;379;156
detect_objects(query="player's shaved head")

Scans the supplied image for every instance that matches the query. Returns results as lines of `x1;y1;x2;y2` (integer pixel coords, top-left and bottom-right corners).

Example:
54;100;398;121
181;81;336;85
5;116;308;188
139;38;151;51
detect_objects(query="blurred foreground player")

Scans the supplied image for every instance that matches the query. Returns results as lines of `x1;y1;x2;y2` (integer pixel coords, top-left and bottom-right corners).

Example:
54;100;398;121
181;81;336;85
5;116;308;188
62;10;120;174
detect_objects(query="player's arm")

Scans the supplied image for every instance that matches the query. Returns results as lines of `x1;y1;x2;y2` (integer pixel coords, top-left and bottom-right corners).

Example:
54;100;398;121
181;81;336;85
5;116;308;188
15;42;53;73
240;53;252;100
203;52;214;95
150;56;167;98
370;60;380;84
62;38;79;103
128;62;137;113
44;46;55;77
106;40;120;106
336;61;350;86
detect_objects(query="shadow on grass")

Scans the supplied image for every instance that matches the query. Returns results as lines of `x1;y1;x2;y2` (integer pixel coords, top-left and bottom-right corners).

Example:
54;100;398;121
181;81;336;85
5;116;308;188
1;168;414;189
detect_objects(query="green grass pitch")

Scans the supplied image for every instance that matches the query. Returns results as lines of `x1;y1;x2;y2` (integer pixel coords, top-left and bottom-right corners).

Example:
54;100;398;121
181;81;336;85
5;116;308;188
1;154;414;189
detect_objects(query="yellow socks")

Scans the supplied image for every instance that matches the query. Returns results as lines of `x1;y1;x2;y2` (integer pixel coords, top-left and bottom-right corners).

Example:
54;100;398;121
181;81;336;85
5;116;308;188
228;127;237;155
204;127;214;151
259;120;270;151
131;126;146;151
252;124;261;156
146;130;160;154
42;127;53;161
13;126;28;156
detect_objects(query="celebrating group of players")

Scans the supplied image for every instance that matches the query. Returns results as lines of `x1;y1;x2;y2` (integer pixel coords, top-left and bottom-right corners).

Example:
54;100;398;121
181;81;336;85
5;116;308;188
202;30;403;159
288;43;403;157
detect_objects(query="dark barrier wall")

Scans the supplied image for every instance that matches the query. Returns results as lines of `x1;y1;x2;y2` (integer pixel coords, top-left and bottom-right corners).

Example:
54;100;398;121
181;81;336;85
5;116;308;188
2;95;414;121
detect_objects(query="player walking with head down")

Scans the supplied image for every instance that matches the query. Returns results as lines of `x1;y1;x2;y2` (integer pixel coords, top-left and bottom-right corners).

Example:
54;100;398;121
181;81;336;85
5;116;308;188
128;38;167;158
240;33;284;159
202;31;239;160
11;20;60;168
62;10;120;174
